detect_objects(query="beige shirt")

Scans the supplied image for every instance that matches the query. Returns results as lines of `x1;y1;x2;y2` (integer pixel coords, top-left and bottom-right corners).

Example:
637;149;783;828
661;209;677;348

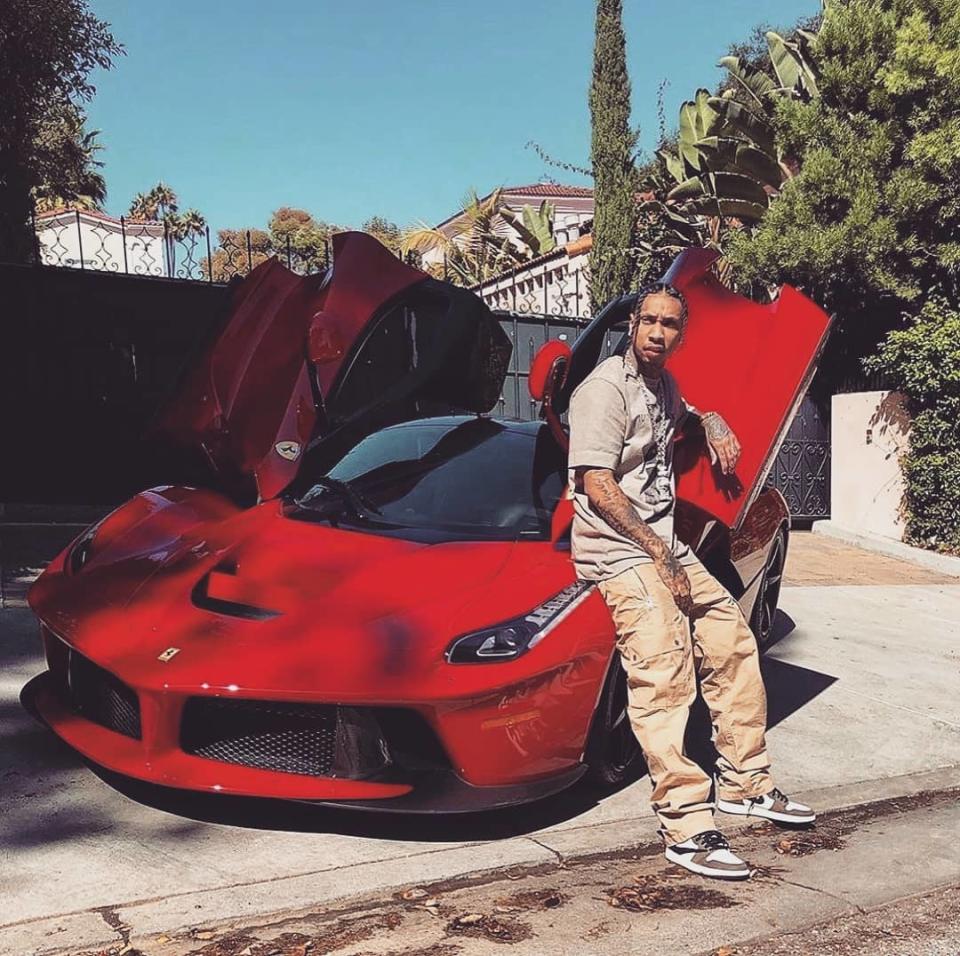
567;350;696;581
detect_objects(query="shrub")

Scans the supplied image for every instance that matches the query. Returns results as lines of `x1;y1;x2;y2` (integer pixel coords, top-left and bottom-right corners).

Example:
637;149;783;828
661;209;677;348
866;299;960;553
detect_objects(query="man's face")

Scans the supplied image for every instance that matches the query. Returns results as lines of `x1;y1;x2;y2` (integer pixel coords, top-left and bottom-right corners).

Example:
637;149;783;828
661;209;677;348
631;291;684;370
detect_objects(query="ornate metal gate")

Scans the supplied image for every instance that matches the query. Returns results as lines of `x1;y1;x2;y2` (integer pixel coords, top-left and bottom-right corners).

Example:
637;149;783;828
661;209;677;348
765;395;831;521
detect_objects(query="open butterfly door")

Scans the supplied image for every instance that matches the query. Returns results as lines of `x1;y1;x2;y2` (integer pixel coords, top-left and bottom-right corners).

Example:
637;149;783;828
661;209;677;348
538;248;831;532
156;232;511;501
665;249;831;528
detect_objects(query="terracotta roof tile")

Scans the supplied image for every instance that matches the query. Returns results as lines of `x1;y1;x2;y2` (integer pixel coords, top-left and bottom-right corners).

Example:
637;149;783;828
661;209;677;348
564;233;593;256
502;183;594;198
35;207;155;225
434;184;593;230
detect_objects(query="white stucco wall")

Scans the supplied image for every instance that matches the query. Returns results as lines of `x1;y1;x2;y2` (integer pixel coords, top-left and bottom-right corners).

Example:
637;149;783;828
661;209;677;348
476;244;591;318
831;390;911;541
36;213;167;275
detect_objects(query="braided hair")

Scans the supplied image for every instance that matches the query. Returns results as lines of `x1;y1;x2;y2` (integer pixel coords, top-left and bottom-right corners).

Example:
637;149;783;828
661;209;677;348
629;281;689;332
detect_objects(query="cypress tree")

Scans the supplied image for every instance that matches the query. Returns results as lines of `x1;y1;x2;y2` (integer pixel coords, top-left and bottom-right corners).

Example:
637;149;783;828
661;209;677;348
589;0;638;309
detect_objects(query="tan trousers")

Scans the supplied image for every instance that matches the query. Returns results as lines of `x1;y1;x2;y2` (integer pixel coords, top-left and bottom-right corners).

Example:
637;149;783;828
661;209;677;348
597;556;772;845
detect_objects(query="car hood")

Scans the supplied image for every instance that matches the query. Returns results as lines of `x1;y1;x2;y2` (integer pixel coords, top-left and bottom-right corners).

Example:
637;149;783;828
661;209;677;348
157;231;511;501
30;503;574;696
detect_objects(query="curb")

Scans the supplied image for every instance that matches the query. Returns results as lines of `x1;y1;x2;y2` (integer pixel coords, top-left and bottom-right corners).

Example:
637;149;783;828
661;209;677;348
7;764;960;956
811;520;960;578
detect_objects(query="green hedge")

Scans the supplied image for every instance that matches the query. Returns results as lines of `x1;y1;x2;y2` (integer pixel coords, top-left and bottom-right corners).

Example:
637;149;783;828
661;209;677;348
866;299;960;553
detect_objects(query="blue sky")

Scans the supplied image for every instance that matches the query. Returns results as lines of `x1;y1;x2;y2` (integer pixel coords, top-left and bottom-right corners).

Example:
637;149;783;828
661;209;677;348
86;0;818;232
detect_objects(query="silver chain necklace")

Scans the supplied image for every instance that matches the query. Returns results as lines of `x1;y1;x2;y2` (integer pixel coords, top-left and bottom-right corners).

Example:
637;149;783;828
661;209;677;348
641;374;674;512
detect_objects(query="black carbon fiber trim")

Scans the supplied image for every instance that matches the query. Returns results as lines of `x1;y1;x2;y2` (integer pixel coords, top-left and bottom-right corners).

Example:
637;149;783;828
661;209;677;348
67;650;142;740
180;698;340;776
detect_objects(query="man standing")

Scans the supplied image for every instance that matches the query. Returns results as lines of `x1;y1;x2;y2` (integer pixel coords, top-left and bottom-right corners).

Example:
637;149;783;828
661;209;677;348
568;282;815;880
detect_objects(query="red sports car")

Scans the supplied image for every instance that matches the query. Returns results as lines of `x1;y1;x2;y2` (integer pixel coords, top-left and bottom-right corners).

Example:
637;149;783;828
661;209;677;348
24;233;830;811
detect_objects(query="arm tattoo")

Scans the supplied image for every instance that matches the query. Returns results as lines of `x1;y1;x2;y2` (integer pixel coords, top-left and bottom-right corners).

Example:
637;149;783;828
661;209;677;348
585;470;681;571
700;411;732;442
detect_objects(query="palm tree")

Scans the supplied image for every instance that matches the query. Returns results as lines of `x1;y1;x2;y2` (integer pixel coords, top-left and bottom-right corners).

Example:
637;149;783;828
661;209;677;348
159;207;207;278
74;125;107;208
166;208;206;240
127;192;152;220
402;188;555;286
150;182;179;221
127;181;179;221
127;184;197;275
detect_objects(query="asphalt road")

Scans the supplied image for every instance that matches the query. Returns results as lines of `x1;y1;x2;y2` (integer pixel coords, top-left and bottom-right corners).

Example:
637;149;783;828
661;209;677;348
2;541;959;955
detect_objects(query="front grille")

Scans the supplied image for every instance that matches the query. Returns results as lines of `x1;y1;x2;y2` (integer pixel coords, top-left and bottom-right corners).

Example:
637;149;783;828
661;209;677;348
66;650;142;740
181;698;346;777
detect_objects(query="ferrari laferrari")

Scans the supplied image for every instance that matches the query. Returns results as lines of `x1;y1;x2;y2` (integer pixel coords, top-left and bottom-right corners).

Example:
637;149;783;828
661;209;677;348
24;233;830;811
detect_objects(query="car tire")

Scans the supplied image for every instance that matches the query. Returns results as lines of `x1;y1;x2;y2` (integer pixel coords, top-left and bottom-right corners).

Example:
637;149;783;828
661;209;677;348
585;653;643;788
750;526;788;649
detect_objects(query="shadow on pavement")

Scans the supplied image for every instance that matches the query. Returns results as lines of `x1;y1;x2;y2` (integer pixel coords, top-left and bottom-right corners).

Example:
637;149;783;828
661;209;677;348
685;609;836;774
0;606;838;846
0;523;82;608
766;607;797;649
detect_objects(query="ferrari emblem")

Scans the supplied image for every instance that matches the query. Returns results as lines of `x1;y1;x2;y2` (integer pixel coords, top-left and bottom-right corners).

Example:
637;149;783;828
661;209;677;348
275;440;301;461
157;647;181;663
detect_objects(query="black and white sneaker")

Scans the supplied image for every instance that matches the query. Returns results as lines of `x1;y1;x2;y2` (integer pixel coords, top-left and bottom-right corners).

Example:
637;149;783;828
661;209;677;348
664;829;751;880
717;786;816;825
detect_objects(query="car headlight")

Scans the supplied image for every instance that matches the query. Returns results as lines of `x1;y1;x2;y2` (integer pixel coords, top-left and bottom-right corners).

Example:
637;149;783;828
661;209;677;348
67;521;103;575
446;581;594;664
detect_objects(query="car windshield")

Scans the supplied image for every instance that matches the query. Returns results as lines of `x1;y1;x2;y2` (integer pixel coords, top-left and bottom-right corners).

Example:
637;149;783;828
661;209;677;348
291;418;566;541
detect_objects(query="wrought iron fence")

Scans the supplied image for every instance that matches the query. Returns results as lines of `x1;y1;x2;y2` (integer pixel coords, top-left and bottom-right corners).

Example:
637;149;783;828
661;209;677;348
474;258;593;320
469;245;682;322
31;209;340;282
763;395;831;522
30;212;662;314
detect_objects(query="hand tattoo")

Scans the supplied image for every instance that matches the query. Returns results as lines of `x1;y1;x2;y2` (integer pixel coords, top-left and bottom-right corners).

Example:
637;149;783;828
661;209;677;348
700;411;732;441
700;411;741;475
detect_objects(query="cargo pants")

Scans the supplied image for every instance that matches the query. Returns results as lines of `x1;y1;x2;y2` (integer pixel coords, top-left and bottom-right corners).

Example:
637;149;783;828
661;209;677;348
597;555;772;845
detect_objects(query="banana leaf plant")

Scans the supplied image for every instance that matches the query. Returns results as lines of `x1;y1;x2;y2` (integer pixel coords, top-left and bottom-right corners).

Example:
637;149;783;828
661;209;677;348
498;200;557;258
401;188;529;287
652;25;821;238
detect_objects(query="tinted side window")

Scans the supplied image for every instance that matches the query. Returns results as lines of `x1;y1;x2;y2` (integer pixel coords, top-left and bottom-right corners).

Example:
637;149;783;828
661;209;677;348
326;302;419;422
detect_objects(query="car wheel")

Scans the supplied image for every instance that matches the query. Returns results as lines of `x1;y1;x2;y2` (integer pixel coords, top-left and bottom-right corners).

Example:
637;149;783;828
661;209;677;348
750;527;787;648
585;653;643;788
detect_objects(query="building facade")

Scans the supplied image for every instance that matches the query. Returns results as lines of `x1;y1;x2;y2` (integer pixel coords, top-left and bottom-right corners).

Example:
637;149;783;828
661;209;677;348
474;234;593;319
35;209;168;276
420;182;594;274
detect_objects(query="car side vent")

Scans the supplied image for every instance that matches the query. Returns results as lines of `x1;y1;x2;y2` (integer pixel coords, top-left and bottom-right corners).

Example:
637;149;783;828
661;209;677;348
66;650;142;740
191;571;281;621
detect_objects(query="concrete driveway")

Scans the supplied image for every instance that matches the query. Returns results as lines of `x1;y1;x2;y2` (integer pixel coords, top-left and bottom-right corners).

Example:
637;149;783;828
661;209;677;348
2;535;959;955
